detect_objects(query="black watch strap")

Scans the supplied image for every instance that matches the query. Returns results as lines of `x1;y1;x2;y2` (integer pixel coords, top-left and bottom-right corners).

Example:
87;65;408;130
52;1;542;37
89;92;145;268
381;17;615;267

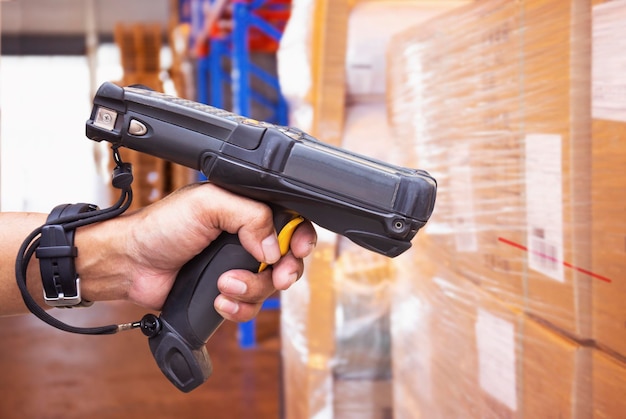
36;203;98;308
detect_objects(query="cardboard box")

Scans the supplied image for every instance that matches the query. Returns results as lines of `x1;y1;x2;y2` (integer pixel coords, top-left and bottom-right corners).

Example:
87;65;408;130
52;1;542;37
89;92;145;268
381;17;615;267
521;0;593;342
280;90;409;419
281;217;397;418
522;317;592;418
277;0;350;146
391;237;592;418
590;0;626;359
387;0;527;309
391;241;522;418
281;238;337;419
281;233;400;418
391;244;484;419
345;0;470;104
386;0;593;338
592;349;626;417
334;379;393;419
111;22;171;209
278;0;468;145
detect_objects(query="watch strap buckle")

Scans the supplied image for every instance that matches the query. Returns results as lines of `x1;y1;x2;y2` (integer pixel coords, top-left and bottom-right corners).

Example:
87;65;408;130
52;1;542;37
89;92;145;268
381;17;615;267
43;277;85;307
36;203;98;308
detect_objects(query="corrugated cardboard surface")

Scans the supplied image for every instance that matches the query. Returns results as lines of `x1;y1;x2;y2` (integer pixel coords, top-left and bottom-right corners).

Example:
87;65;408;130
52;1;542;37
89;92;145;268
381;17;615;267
590;0;626;361
387;0;592;340
391;236;592;418
592;349;626;417
385;0;626;417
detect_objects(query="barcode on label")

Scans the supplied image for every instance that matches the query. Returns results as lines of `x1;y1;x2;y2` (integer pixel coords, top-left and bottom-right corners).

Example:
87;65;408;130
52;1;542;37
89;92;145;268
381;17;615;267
530;237;557;270
528;228;564;282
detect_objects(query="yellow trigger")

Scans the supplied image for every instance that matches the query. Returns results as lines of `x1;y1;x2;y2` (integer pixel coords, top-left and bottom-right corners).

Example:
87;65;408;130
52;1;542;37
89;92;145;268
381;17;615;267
258;215;305;272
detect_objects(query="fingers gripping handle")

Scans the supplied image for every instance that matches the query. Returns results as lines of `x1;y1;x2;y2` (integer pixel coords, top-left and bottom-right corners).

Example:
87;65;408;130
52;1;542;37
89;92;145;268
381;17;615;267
146;211;304;392
145;235;256;392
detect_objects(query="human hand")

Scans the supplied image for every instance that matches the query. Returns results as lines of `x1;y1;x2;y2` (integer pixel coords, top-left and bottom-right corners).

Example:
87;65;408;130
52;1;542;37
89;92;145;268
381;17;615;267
75;182;317;323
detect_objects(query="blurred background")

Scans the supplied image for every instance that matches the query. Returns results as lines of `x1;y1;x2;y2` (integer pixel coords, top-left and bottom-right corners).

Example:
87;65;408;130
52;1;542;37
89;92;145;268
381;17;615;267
1;0;626;418
1;0;170;212
0;2;287;418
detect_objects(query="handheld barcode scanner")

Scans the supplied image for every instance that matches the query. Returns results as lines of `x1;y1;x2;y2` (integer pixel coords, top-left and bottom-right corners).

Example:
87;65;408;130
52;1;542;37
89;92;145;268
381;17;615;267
84;81;437;392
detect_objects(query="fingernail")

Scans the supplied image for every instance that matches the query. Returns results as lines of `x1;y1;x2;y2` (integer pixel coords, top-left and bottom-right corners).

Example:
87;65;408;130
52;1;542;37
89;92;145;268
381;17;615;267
216;296;240;315
222;276;247;295
262;233;281;263
306;241;317;257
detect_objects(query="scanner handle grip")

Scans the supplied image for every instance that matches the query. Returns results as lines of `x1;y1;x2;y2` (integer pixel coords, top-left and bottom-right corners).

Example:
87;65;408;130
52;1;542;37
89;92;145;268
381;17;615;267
147;210;303;392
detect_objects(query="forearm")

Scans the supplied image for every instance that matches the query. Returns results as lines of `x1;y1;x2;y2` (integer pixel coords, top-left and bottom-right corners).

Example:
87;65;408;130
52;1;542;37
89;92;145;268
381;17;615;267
0;212;134;316
0;212;47;315
0;183;315;321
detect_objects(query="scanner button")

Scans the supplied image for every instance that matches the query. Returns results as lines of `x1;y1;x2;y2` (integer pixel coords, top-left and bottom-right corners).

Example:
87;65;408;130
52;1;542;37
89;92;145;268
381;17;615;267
129;119;148;136
228;122;266;149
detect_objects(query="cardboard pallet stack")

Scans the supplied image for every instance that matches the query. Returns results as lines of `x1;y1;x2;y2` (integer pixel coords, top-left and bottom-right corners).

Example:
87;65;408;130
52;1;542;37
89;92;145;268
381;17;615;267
277;0;350;148
386;0;626;417
590;0;626;415
278;1;470;418
278;0;625;416
392;238;592;418
111;22;196;210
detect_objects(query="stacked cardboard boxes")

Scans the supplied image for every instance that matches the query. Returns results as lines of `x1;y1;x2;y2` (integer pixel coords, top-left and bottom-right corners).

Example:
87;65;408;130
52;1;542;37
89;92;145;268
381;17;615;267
112;23;167;210
280;0;625;416
278;1;349;416
592;350;626;416
114;23;164;91
392;237;592;418
281;239;337;419
277;0;350;147
279;1;470;417
521;0;593;342
111;22;197;210
386;0;625;416
388;0;593;337
388;0;528;310
590;0;626;361
590;2;626;416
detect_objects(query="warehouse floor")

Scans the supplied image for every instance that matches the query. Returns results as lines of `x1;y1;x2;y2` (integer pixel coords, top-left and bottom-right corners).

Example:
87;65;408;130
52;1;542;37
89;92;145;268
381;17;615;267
0;302;283;418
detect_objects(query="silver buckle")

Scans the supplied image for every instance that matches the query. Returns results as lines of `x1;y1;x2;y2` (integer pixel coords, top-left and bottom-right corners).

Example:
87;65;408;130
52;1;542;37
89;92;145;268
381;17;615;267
43;277;83;307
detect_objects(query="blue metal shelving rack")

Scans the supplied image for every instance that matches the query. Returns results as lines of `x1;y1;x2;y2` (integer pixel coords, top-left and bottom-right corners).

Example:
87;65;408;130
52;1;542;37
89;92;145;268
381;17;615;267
196;0;289;124
193;0;291;348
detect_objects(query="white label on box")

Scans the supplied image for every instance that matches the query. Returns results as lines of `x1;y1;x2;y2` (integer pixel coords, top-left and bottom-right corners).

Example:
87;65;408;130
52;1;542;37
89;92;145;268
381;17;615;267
450;143;478;252
525;134;565;282
475;309;518;412
592;1;626;122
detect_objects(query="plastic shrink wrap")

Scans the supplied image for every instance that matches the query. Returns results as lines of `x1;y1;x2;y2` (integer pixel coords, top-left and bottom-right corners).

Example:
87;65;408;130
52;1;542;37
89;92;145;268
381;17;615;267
276;0;468;145
280;105;400;419
279;1;470;418
277;0;350;147
387;0;626;417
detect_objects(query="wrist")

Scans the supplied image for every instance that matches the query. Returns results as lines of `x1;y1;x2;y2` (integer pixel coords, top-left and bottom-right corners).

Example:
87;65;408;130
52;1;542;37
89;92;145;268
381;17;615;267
74;216;133;303
36;203;101;307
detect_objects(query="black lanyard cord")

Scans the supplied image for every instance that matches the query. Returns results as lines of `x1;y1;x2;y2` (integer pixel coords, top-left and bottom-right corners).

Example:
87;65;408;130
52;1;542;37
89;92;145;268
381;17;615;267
14;147;142;335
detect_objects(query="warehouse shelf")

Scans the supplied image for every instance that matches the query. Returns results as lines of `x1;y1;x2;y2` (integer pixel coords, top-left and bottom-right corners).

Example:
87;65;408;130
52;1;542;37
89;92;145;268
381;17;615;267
188;0;291;348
